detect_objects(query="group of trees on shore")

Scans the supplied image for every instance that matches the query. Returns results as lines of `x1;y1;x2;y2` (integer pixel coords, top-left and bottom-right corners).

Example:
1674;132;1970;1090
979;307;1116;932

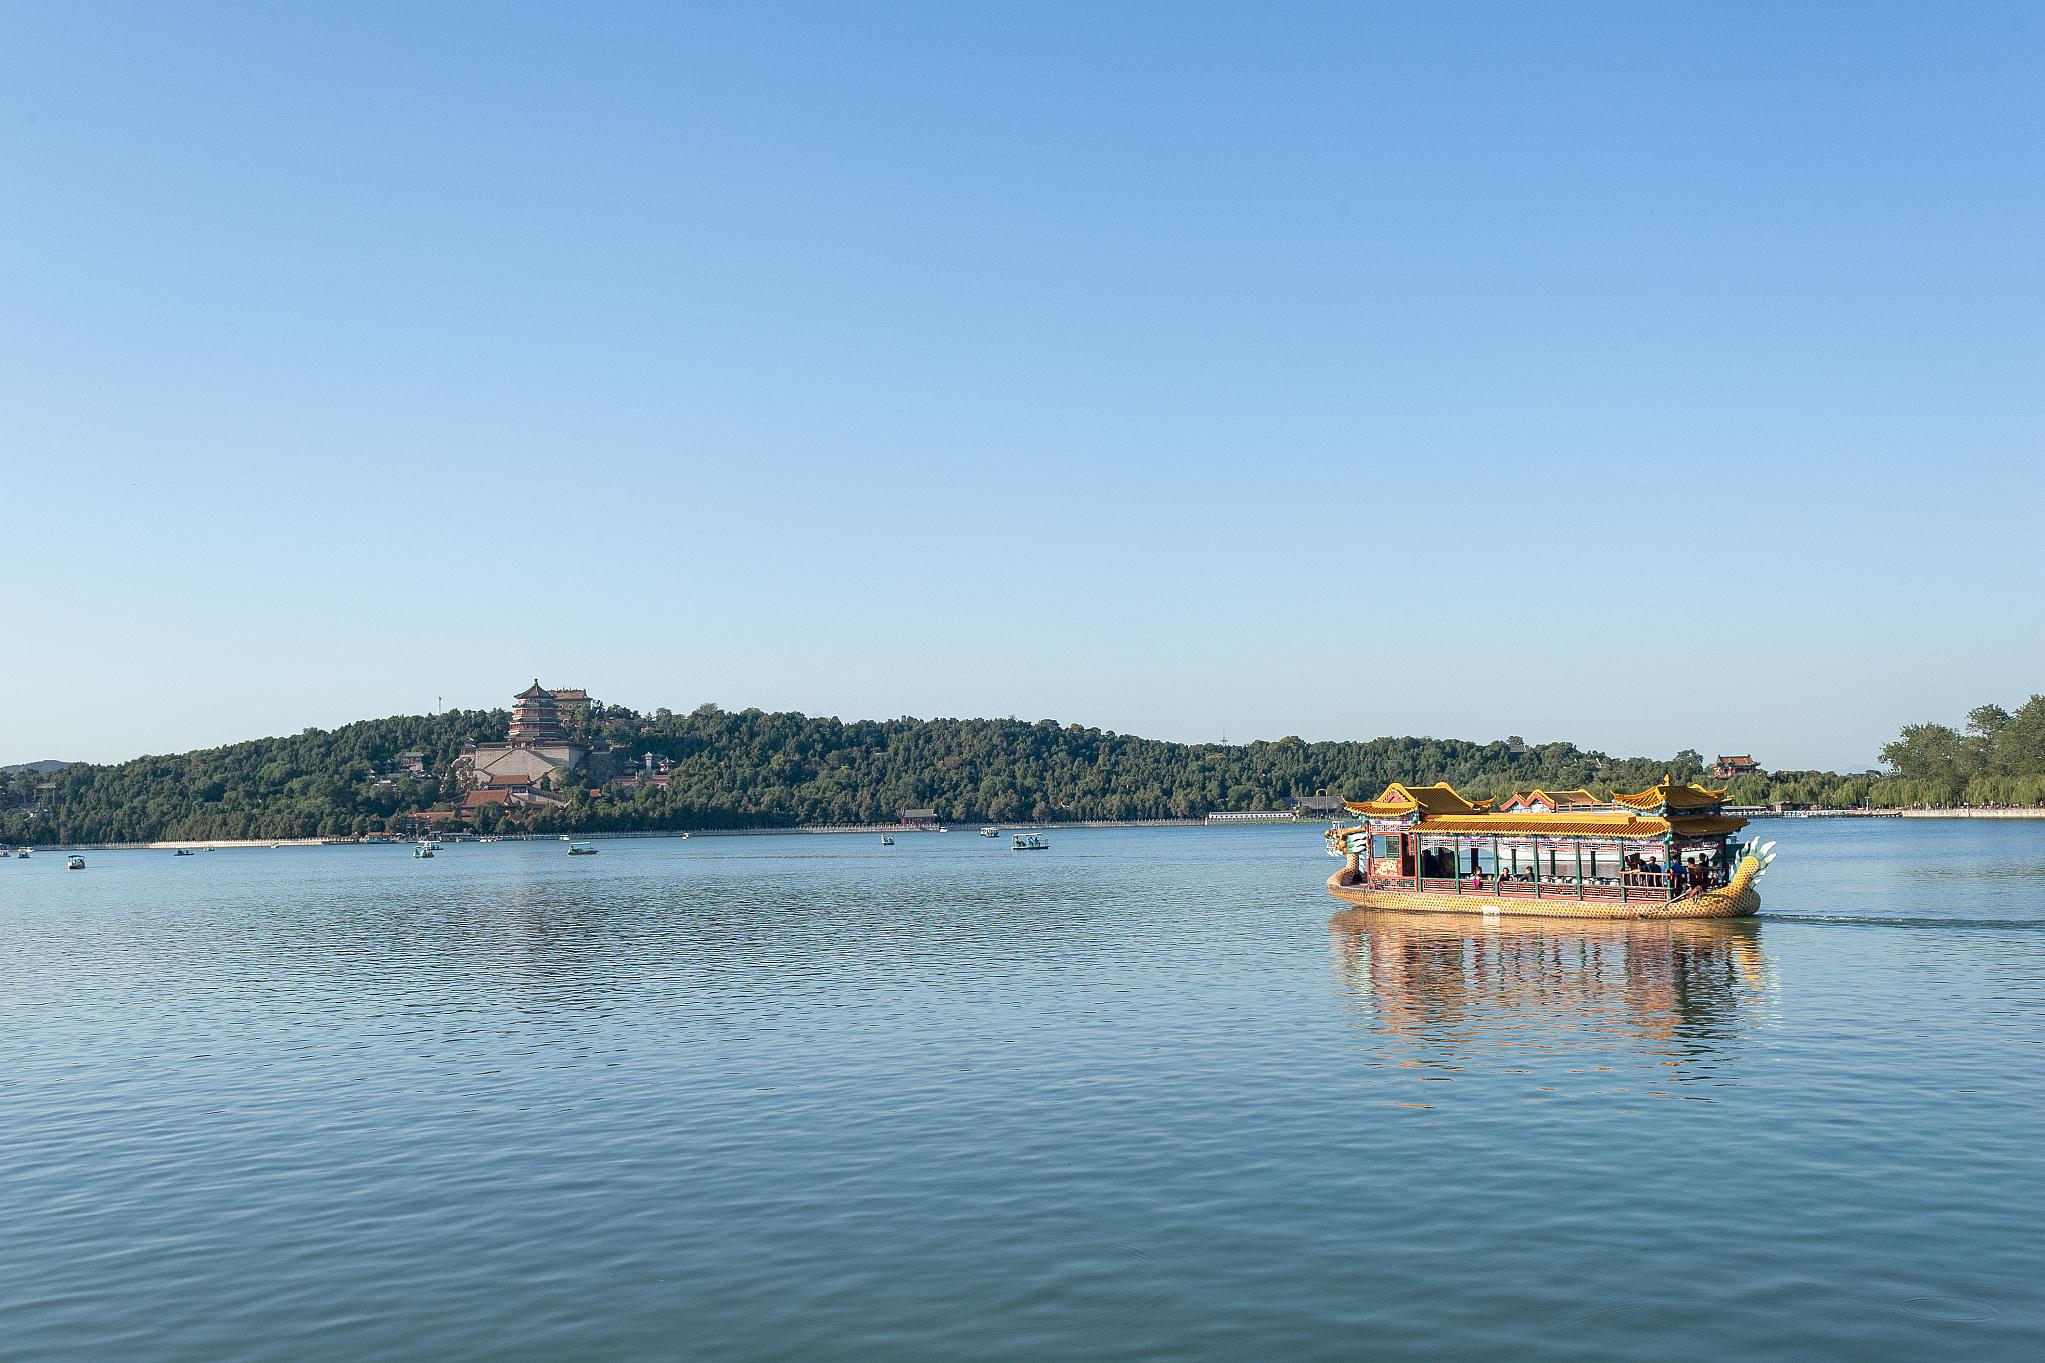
1683;695;2045;810
1861;695;2045;807
6;695;2041;845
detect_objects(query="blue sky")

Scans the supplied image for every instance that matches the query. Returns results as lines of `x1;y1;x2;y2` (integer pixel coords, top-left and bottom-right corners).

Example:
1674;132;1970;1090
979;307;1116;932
3;2;2039;770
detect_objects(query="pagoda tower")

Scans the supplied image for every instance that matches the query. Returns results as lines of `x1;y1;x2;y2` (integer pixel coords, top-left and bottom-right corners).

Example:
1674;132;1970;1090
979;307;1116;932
508;680;565;744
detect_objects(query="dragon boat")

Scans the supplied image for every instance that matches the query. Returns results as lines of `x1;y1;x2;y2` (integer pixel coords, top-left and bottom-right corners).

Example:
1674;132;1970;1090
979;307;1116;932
1325;778;1776;920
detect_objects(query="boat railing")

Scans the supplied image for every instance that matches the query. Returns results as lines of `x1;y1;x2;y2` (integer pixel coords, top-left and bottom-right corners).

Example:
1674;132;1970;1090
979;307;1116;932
1376;871;1677;902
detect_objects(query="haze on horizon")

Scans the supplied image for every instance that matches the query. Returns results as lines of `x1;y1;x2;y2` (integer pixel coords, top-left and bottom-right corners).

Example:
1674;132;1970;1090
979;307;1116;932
5;4;2039;773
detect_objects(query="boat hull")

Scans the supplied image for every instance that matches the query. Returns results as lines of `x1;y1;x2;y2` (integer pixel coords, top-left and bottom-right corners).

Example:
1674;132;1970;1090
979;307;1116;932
1325;854;1762;921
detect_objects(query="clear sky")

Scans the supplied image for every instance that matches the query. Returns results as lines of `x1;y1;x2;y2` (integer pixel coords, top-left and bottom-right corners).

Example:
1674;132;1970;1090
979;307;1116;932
4;2;2040;771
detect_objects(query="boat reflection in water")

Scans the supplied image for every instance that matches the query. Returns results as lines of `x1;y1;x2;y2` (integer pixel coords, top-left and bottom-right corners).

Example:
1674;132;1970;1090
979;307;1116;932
1329;910;1773;1088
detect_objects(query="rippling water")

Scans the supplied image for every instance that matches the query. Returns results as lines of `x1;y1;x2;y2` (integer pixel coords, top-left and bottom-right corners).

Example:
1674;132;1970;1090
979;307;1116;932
2;821;2042;1361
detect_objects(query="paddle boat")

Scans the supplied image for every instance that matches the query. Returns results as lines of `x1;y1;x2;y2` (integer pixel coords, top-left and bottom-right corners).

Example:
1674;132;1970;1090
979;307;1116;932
880;834;894;846
413;842;434;859
979;827;1000;837
566;841;599;856
66;855;85;870
1011;833;1048;851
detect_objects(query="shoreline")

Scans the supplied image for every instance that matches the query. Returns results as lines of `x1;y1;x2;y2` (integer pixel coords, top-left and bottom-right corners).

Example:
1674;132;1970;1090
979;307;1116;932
42;817;1232;853
31;807;2045;853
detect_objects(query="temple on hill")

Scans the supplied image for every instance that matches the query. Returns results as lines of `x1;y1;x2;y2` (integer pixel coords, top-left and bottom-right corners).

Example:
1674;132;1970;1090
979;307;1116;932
508;681;566;743
454;681;629;812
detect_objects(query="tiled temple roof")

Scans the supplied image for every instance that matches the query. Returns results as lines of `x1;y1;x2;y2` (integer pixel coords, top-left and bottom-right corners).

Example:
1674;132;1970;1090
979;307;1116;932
1333;780;1747;841
1343;782;1497;818
1610;779;1729;812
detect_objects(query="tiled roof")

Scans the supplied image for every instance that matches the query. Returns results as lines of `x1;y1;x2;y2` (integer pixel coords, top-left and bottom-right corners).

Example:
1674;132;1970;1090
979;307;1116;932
1669;815;1751;836
1344;782;1496;817
1499;787;1603;812
1610;779;1729;812
1336;781;1746;839
1409;813;1675;838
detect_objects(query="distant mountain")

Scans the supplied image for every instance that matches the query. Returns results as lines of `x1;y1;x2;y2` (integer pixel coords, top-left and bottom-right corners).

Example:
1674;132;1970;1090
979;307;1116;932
1;760;71;775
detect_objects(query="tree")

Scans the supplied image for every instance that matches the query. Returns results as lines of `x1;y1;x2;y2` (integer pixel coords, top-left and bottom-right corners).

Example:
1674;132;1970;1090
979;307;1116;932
1880;723;1969;782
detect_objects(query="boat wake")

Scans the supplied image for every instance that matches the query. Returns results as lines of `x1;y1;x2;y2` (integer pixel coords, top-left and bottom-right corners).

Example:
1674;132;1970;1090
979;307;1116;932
1761;913;2045;931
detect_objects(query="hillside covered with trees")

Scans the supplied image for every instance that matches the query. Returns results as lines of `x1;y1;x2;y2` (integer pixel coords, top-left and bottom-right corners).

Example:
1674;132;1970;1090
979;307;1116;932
4;703;1706;844
7;694;2040;845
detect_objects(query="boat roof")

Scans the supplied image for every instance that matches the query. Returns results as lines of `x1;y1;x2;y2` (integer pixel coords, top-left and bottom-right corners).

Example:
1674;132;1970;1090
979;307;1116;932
1346;812;1747;839
1498;787;1603;811
1610;777;1730;812
1344;782;1497;817
1337;779;1743;839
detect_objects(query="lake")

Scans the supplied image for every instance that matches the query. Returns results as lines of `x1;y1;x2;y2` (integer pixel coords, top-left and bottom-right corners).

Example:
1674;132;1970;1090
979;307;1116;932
2;821;2041;1361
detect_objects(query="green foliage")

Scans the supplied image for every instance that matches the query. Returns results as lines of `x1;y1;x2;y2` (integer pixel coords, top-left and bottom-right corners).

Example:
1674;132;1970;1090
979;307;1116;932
15;692;2044;844
1872;694;2045;803
0;704;1714;843
0;710;503;844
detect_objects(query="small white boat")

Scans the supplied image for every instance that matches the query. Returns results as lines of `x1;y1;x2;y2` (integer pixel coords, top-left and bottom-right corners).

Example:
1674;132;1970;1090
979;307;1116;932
880;834;895;846
413;842;434;859
1010;833;1048;852
66;855;86;870
979;827;999;837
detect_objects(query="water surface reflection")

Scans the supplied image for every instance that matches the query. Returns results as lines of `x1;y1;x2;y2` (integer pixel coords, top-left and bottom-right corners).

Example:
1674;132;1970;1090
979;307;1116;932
1330;910;1775;1089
